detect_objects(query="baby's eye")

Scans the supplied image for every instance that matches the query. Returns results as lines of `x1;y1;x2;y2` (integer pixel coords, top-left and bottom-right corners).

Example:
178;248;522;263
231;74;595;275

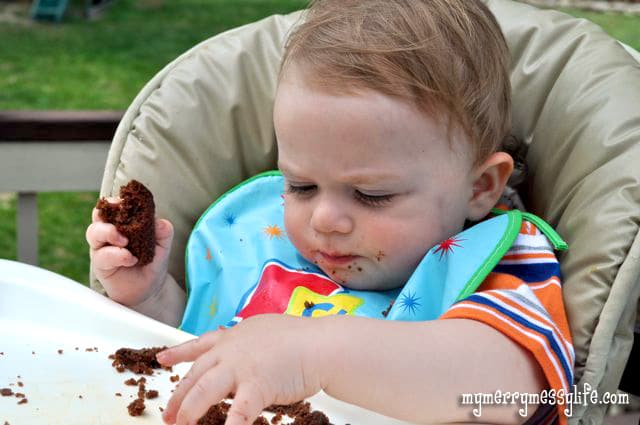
286;183;317;196
354;190;394;207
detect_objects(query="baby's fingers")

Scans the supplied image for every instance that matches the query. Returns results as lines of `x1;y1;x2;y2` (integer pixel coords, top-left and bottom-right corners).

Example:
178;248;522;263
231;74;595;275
90;245;138;273
91;197;120;223
86;221;128;250
157;330;221;367
155;219;174;250
164;363;233;425
224;383;266;425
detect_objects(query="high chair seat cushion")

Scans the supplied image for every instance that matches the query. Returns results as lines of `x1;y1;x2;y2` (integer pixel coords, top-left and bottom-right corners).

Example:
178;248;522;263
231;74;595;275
92;1;640;423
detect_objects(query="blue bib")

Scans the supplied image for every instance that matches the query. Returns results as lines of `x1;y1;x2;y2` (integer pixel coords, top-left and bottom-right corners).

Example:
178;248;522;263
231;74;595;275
181;172;527;335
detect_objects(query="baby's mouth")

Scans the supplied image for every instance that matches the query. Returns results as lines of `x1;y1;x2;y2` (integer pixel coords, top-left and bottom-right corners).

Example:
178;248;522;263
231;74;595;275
317;251;359;266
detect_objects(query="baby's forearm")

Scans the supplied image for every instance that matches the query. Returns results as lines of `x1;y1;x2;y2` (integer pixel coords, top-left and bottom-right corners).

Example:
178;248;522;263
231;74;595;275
313;316;546;424
129;273;186;327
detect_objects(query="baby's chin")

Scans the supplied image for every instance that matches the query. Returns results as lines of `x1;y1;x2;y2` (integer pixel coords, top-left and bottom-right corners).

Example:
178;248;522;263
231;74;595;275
322;267;401;292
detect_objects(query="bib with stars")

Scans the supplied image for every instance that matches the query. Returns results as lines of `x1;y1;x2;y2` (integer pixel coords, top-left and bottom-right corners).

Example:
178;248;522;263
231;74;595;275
181;171;542;335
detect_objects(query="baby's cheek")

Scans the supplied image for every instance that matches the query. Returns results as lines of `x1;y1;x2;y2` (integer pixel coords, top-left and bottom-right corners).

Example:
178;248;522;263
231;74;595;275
284;205;310;255
366;219;433;268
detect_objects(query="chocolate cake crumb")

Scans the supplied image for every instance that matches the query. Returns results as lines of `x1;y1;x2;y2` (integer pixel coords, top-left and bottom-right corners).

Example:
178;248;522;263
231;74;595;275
85;348;94;352
159;406;164;412
17;398;28;405
265;401;311;418
96;180;156;266
381;300;394;318
115;392;122;397
197;402;231;425
127;398;145;416
291;411;332;425
15;393;24;398
137;381;146;399
58;349;63;354
170;374;180;382
79;395;83;399
1;388;13;396
124;378;137;386
195;400;330;425
111;346;167;375
17;382;23;387
145;390;158;399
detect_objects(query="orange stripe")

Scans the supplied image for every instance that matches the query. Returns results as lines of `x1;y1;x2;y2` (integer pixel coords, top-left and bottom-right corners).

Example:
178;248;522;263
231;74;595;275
478;272;525;291
519;221;540;236
502;253;557;261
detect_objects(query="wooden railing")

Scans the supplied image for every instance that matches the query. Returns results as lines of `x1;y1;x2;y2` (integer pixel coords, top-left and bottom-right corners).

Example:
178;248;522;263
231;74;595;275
0;110;123;265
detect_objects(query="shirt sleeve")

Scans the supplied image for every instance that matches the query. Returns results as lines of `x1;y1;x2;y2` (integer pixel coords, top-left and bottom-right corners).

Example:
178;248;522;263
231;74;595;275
440;220;574;425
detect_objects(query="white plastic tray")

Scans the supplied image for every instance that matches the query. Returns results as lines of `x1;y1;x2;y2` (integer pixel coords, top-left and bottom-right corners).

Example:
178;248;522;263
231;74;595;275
0;259;412;425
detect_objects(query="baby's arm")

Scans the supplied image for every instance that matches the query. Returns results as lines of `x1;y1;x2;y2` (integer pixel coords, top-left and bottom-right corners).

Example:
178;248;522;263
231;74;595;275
129;273;186;327
316;316;545;424
158;315;544;425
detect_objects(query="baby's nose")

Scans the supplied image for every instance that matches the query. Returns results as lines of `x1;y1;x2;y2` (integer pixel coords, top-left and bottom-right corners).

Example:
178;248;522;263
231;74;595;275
310;199;353;235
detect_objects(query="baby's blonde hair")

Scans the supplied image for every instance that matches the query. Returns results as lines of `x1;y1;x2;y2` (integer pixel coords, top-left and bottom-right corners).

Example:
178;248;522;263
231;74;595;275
281;0;512;163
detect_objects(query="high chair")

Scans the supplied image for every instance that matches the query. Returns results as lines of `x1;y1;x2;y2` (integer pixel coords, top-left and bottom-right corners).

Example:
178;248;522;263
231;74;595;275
90;0;640;423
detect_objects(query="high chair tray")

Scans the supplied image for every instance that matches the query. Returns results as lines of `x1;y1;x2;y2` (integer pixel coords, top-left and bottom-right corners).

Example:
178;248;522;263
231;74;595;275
0;259;411;425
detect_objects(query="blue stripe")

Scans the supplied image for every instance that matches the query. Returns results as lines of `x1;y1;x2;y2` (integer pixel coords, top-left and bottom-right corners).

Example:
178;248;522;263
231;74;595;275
464;294;573;386
493;263;561;283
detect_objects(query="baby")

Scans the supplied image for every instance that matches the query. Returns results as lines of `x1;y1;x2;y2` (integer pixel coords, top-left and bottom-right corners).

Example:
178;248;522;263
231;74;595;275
87;1;573;424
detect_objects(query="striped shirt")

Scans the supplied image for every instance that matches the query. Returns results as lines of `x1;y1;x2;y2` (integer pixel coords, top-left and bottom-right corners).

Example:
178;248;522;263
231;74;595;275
441;220;574;425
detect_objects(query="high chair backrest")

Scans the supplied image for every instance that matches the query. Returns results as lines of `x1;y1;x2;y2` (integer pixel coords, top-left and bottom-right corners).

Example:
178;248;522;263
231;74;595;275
91;1;640;422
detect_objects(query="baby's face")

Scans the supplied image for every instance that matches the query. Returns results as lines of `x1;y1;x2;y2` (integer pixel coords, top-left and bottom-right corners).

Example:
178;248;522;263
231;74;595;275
274;67;477;291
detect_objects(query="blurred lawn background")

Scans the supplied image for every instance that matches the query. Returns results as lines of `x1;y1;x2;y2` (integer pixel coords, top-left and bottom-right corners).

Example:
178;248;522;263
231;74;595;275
0;0;639;285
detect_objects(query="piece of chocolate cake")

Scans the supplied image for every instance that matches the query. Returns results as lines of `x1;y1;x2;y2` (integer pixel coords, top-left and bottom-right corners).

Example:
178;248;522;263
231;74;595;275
127;398;145;416
110;346;167;375
96;180;156;266
291;411;332;425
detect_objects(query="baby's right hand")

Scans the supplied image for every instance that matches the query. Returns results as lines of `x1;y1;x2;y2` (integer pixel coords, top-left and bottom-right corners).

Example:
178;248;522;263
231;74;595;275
86;201;174;307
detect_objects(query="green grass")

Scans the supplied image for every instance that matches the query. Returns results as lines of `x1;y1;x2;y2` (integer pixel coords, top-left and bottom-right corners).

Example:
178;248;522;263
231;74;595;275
0;0;307;109
0;0;307;284
0;1;638;285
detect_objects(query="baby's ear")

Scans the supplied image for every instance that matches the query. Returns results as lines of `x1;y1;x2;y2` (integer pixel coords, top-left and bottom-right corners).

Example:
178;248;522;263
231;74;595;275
466;152;514;221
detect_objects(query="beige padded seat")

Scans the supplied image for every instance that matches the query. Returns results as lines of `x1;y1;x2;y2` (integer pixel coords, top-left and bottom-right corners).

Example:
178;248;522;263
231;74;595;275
91;0;640;423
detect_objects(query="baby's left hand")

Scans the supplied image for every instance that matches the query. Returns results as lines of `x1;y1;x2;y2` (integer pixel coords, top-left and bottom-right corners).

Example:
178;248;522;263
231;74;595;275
157;314;326;425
